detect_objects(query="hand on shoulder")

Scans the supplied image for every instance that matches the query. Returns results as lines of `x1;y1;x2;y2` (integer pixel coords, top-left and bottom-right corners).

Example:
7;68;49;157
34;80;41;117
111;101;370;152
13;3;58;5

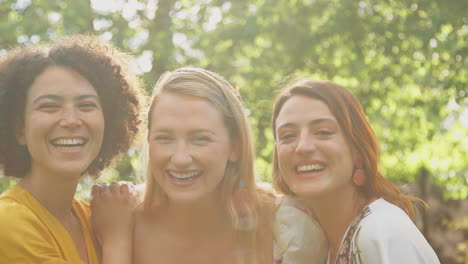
90;181;140;244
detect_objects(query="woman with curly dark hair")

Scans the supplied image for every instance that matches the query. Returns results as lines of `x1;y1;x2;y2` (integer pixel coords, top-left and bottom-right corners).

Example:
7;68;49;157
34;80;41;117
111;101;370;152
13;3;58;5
0;34;144;264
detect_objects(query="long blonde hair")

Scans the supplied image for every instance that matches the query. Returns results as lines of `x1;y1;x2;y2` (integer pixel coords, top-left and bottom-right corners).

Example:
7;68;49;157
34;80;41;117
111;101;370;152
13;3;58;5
141;67;275;263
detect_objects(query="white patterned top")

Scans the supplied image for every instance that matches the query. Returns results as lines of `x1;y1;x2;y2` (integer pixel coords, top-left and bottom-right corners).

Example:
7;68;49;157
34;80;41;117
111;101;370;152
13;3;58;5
328;198;440;264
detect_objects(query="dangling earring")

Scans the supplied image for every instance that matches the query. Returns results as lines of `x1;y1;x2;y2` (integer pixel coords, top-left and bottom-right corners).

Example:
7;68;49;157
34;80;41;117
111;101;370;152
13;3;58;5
353;157;366;186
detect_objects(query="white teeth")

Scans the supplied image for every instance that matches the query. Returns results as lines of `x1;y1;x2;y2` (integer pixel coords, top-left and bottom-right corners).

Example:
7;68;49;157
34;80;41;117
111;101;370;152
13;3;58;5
52;138;85;146
168;171;200;180
57;146;81;150
297;164;324;173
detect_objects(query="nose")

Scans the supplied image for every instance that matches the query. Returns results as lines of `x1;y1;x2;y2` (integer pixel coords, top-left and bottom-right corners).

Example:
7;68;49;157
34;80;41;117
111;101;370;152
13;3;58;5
295;131;317;155
171;141;192;167
59;107;82;128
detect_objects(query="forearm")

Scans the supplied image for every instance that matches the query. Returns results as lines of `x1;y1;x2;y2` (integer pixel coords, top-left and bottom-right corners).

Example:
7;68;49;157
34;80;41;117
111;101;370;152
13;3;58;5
101;236;133;264
91;182;139;264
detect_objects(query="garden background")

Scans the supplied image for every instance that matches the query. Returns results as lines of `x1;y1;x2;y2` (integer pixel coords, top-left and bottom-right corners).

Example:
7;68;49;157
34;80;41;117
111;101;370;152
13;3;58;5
0;0;466;263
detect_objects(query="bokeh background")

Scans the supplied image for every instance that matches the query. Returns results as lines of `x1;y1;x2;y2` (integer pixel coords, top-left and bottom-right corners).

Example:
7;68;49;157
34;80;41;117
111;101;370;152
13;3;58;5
0;0;466;263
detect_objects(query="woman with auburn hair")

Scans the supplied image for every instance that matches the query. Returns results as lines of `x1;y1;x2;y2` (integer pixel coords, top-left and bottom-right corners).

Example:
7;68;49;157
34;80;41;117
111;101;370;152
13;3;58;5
271;78;440;264
92;67;277;264
0;34;143;264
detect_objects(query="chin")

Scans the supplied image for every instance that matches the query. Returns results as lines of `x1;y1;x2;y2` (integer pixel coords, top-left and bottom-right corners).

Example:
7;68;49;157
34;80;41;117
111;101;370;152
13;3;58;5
166;191;214;204
53;164;91;176
292;185;323;198
167;195;199;204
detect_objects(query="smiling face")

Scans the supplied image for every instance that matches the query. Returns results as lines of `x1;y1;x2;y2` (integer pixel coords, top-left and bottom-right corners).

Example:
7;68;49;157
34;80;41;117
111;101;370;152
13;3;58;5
275;95;355;198
148;93;237;204
17;66;105;178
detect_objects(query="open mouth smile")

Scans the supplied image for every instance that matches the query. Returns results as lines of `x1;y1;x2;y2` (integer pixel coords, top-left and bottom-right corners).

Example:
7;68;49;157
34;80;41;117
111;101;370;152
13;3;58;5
50;137;88;150
167;170;202;183
296;163;325;174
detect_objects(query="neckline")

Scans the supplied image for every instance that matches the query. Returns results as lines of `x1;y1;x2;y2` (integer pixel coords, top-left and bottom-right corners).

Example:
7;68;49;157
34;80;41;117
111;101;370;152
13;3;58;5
329;198;379;264
7;184;91;263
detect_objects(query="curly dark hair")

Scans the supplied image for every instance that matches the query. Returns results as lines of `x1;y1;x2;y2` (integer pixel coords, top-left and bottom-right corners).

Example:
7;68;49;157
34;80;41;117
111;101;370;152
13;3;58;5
0;34;144;178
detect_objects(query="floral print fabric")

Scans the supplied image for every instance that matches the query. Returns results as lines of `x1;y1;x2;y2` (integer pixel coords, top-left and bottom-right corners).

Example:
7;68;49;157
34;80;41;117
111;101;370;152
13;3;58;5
335;207;371;264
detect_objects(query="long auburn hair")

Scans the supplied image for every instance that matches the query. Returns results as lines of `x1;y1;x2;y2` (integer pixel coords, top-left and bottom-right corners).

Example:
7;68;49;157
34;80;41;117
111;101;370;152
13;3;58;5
271;78;425;219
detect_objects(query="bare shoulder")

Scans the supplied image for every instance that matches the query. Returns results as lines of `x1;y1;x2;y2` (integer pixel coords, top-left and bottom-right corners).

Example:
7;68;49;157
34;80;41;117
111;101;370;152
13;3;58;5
132;206;167;264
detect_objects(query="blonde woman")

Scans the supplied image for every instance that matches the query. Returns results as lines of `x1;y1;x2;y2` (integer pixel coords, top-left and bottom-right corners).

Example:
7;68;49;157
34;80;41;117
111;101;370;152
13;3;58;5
92;67;276;264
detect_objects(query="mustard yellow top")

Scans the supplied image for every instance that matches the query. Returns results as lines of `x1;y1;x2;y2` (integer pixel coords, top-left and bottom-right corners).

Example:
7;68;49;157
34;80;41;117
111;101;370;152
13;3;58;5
0;185;100;264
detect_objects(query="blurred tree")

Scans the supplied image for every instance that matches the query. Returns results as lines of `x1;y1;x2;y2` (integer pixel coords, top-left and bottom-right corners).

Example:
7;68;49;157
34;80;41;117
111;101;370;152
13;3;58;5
1;0;466;262
0;0;466;253
176;0;467;199
0;0;466;198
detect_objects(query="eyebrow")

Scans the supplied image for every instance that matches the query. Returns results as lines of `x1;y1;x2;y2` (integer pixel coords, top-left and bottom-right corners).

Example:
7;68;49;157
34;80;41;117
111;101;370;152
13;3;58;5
150;128;216;135
276;118;337;131
33;94;62;104
76;94;100;101
32;94;99;104
190;129;216;136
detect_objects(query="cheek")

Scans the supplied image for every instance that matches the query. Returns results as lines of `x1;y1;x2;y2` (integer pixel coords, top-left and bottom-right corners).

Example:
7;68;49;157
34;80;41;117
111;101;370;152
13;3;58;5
23;118;48;143
194;142;230;163
208;147;229;163
93;113;105;134
148;143;172;168
276;146;293;179
277;145;294;161
326;141;354;174
317;139;336;153
148;147;165;183
148;144;161;163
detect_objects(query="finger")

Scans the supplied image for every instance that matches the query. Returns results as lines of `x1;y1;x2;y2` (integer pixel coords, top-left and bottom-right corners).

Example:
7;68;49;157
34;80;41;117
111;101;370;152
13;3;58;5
121;181;136;189
119;180;132;185
99;183;110;195
109;181;120;194
128;183;138;194
91;184;99;198
120;183;130;195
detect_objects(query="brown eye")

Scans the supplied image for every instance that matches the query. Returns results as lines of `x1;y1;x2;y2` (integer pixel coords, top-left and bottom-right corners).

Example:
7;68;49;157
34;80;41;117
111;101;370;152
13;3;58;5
317;130;332;135
38;103;60;111
154;135;173;143
79;102;98;111
193;136;210;142
316;129;334;138
279;133;296;141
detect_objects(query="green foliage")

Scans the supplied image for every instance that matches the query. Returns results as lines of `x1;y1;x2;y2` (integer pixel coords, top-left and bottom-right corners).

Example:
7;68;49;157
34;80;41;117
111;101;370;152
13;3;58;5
0;0;466;202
